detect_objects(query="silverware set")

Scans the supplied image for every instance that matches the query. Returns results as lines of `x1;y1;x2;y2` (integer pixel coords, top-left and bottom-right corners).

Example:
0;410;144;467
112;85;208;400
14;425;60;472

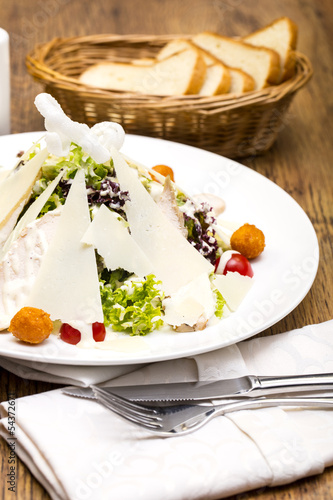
90;386;333;437
63;373;333;437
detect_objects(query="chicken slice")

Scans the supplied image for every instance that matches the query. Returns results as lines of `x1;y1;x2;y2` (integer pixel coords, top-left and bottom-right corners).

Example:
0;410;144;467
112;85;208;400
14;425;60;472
0;210;61;331
156;177;187;237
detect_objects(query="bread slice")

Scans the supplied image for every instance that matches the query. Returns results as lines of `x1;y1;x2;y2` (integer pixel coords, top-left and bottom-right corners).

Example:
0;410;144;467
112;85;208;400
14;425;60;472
131;57;156;66
156;39;231;95
243;17;298;82
176;39;254;96
228;67;255;94
192;31;280;90
156;39;192;61
79;49;206;96
135;42;254;95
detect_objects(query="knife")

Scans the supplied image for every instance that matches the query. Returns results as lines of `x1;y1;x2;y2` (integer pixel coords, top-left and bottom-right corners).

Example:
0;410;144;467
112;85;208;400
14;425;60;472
62;372;333;403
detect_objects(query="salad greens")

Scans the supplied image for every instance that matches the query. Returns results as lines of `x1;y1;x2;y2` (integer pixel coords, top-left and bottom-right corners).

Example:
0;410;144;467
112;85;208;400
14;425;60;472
100;274;164;335
38;143;114;188
30;143;129;216
214;288;226;319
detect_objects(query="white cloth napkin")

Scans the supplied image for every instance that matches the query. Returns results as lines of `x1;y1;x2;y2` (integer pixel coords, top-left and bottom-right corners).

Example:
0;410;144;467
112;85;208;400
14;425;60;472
1;320;333;500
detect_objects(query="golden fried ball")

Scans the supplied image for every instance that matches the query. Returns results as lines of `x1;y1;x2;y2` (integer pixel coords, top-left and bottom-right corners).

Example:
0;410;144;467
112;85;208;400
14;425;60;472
9;307;53;344
230;223;265;259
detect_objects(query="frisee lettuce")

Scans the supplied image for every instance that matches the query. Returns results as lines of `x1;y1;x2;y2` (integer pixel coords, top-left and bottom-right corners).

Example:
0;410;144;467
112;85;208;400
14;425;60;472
29;143;128;217
214;288;226;319
99;267;133;290
38;191;65;216
100;274;164;335
40;143;114;189
31;143;113;203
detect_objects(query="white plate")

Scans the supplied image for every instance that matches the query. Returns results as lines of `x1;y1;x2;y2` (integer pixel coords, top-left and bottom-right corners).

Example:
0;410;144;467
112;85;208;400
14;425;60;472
0;132;319;365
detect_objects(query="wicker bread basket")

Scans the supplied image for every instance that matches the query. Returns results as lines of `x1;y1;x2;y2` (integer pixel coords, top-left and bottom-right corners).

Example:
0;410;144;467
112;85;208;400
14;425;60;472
26;34;313;158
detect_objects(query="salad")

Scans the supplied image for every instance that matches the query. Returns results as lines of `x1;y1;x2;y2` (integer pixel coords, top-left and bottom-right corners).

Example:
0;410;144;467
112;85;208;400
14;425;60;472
0;94;265;348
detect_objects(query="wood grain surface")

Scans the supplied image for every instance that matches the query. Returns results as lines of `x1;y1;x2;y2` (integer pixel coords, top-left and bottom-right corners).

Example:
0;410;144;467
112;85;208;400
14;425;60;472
0;0;332;498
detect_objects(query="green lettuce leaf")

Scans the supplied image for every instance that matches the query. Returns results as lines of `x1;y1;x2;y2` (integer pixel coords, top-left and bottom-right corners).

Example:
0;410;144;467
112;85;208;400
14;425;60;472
100;274;164;335
34;143;114;192
214;288;226;319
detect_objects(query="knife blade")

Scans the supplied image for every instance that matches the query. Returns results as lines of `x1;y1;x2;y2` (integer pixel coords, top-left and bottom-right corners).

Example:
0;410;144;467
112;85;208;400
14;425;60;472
63;387;96;400
62;372;333;403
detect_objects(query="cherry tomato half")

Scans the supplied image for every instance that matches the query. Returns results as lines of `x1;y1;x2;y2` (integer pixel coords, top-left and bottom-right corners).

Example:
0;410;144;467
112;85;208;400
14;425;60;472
223;253;254;278
92;322;106;342
60;323;81;345
60;322;106;345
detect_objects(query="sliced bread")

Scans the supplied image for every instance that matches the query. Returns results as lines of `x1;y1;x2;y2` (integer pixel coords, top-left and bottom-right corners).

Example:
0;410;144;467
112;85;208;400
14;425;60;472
79;49;206;96
192;31;281;90
131;57;156;66
243;17;298;82
228;68;255;94
184;39;255;94
156;39;193;61
156;39;231;95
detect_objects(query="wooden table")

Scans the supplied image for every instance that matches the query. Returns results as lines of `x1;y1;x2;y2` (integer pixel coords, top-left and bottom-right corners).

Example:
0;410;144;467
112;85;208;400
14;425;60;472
0;0;332;498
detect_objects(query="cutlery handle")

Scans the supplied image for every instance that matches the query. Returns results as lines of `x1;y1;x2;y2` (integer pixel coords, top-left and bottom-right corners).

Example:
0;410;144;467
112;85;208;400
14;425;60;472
214;396;333;416
254;373;333;395
174;397;333;436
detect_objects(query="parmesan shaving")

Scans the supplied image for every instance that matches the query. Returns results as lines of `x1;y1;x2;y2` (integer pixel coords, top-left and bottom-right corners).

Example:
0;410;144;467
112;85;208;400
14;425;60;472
81;204;153;277
163;273;216;327
0;148;48;231
111;146;214;295
27;169;103;325
213;272;253;311
0;170;64;259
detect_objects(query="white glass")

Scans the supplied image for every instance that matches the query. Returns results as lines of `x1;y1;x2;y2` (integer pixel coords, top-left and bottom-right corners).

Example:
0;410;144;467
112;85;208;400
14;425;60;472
0;28;10;135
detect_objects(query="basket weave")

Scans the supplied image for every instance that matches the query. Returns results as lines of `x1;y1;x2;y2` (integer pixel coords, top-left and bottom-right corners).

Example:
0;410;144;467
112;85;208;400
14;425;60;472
26;34;313;158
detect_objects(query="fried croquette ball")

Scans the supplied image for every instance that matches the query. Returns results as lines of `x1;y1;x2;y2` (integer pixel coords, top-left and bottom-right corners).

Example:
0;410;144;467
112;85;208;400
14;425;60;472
230;223;265;259
9;307;53;344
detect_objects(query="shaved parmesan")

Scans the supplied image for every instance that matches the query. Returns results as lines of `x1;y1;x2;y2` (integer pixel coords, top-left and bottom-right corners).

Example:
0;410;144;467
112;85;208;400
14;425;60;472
82;204;153;277
0;170;63;259
0;169;10;185
213;219;243;249
0;134;45;189
213;272;253;311
163;273;216;327
27;169;103;324
0;202;25;249
111;146;214;294
0;148;48;231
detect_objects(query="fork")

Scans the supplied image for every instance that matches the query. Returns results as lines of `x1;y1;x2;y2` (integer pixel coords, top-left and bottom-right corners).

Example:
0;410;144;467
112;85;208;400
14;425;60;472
91;385;333;437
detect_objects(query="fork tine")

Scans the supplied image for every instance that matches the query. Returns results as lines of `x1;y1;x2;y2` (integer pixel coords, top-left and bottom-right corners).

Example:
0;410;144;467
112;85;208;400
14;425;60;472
98;397;162;431
100;396;163;426
92;389;164;429
91;386;160;418
91;385;216;434
96;395;163;430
